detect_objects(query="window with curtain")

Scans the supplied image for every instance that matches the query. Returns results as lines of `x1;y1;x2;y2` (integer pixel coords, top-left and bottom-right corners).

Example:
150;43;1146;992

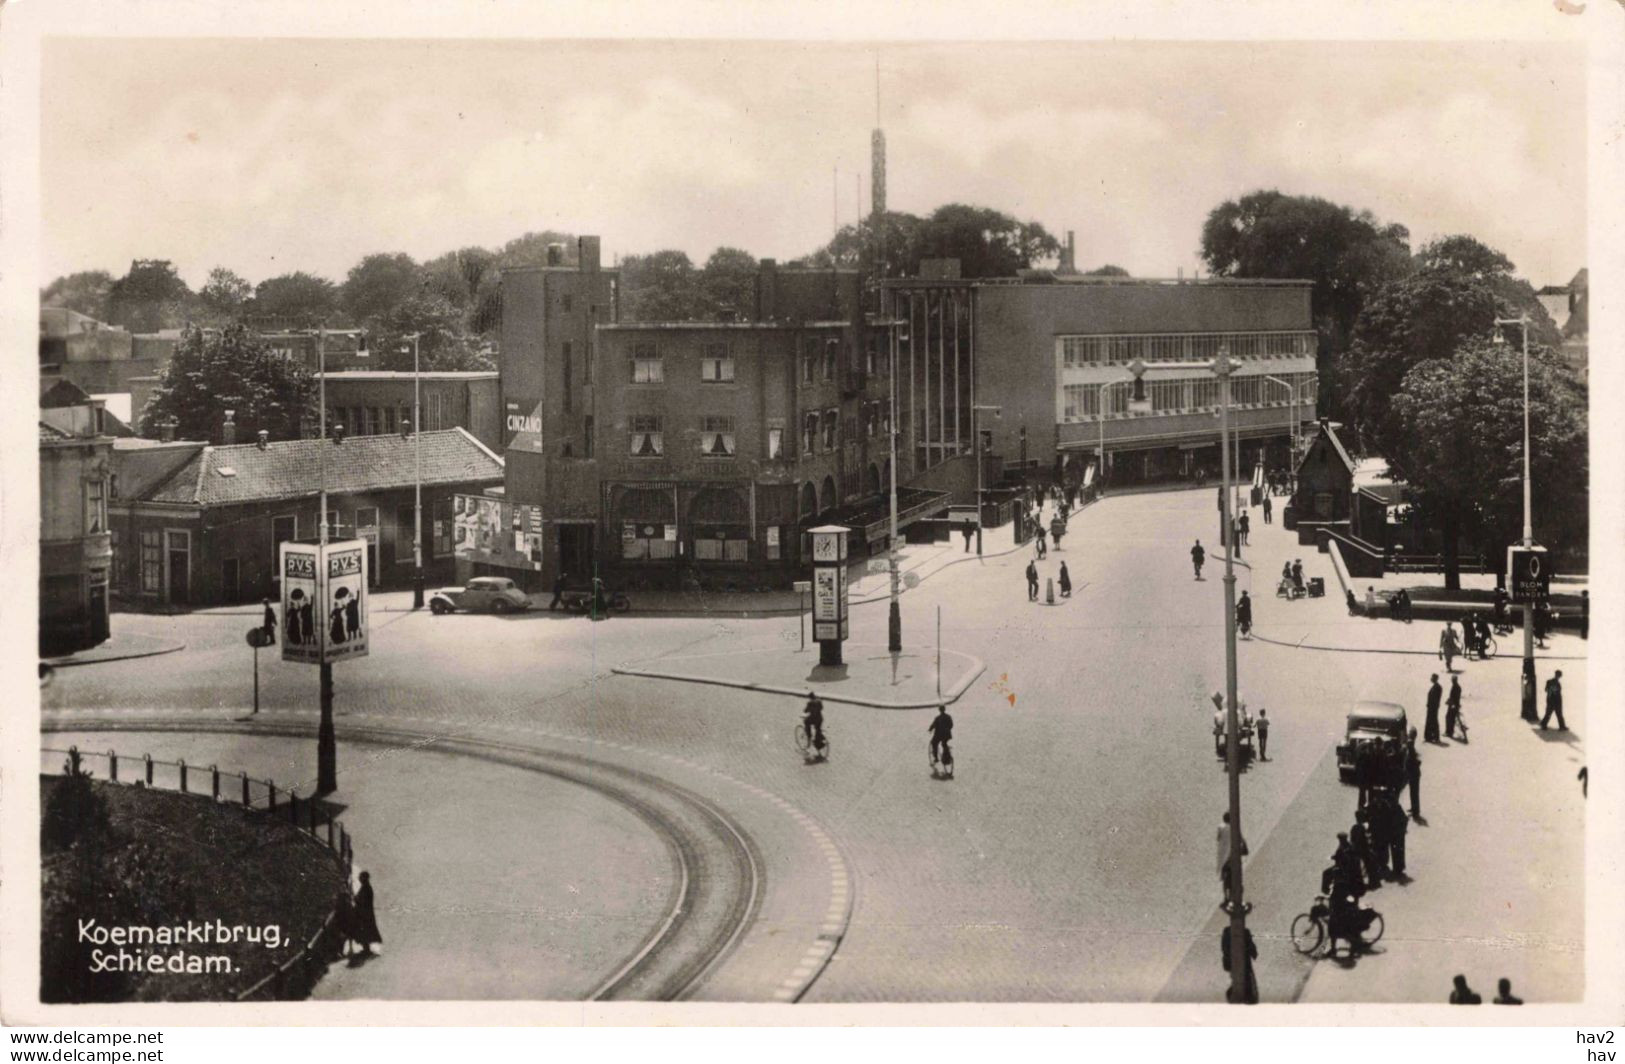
699;415;736;457
630;415;664;456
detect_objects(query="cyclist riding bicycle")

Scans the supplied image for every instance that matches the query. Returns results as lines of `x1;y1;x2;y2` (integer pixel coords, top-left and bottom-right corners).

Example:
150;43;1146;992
802;692;826;753
928;704;954;765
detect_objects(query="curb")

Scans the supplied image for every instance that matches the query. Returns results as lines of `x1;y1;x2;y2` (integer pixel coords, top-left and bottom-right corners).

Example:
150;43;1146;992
43;640;188;669
612;647;988;710
1248;628;1587;661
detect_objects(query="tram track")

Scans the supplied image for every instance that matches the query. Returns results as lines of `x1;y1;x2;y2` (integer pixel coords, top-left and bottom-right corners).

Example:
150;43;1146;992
40;714;764;1003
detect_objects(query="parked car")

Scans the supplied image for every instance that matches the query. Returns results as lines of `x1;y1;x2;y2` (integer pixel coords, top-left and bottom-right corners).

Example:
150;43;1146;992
1335;700;1409;782
428;577;532;615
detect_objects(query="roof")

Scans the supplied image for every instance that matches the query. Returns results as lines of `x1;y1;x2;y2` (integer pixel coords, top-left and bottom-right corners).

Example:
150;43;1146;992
39;421;72;441
125;428;504;508
883;275;1314;289
1309;421;1357;476
601;320;856;332
1348;701;1407;722
316;371;498;380
91;393;133;424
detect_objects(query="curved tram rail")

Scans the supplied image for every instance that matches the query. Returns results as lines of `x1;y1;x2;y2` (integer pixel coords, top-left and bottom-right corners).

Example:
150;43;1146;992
42;715;764;1003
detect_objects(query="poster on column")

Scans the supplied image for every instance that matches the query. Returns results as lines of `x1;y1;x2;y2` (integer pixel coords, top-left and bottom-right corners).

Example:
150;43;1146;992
321;540;369;663
278;542;321;664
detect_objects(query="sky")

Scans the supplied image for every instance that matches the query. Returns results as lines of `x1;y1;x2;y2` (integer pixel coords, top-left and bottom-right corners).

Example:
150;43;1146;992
40;37;1588;290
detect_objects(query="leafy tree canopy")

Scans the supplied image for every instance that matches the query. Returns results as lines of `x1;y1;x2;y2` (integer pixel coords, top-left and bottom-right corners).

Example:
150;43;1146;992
196;267;253;326
140;324;315;443
368;293;494;373
619;250;701;322
249;272;339;330
42;271;115;319
106;260;193;333
699;247;759;319
1084;264;1131;277
341;253;423;325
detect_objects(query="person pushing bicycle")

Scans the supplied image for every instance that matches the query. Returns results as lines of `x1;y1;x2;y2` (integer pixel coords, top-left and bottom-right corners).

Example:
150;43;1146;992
928;704;954;765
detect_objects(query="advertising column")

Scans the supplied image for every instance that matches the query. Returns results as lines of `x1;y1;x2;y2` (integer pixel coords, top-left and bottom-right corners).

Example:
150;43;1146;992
809;525;850;667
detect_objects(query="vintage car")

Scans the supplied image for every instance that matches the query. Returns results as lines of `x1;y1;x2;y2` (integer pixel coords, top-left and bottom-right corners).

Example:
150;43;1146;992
428;577;532;615
1335;701;1409;782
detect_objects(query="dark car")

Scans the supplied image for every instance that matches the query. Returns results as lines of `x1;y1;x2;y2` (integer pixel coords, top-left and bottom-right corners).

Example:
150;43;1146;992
1336;701;1409;782
428;577;532;615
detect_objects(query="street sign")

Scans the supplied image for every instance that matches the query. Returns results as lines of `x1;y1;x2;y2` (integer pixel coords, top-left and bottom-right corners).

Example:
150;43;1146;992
279;540;369;665
792;580;812;594
245;627;274;649
1507;545;1550;605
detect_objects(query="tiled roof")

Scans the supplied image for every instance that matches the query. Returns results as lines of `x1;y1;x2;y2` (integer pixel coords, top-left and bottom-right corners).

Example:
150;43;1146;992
139;428;503;507
39;421;72;441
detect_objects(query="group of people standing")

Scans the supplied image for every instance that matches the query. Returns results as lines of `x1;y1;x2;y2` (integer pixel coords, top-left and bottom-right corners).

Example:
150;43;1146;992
1321;729;1421;956
1023;500;1073;601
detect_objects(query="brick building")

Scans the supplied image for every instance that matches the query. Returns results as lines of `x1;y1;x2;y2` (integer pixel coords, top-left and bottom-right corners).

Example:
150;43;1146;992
490;249;919;590
39;391;116;655
882;274;1318;490
108;429;504;607
314;371;502;452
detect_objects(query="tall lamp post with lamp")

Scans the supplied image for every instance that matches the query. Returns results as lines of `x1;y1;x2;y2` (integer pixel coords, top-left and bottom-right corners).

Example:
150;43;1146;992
1262;373;1317;475
887;317;904;652
402;332;425;610
1095;370;1142;497
1495;315;1540;721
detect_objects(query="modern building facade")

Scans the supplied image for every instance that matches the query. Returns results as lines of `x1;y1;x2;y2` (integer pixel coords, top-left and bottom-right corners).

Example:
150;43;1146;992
108;429;504;607
40;308;179;397
883;274;1319;490
314;371;502;451
39;392;115;655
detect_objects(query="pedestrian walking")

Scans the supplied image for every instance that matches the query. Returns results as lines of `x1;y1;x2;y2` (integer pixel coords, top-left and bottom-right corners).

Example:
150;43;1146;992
1425;674;1443;744
1058;561;1072;598
1191;540;1206;580
352;871;383;956
1217;811;1248;906
1262;494;1272;524
1050;514;1066;550
1444;677;1463;740
1405;729;1423;821
1541;670;1567;730
1035;526;1047;558
332;886;356;957
1438;622;1461;673
1533;598;1552;647
1026;560;1039;602
1236;591;1253;638
1449;975;1483;1004
1365;586;1378;614
1378;791;1407;878
1231;517;1243;558
1352;811;1384;889
548;571;567;611
1238;511;1250;545
961;519;974;553
1221;925;1259;1004
261;598;277;644
1255;709;1269;761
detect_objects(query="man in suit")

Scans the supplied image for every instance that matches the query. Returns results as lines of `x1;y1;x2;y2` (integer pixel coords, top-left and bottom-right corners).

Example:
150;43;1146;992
1424;674;1443;743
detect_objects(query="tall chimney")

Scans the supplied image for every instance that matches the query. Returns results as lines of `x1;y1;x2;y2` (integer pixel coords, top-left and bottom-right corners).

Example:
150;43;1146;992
1062;231;1076;273
757;259;778;321
546;243;565;267
221;409;237;445
578;236;601;272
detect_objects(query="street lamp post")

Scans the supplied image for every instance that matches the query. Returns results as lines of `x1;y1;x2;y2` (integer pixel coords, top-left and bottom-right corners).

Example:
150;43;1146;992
1213;348;1249;1002
405;332;425;610
971;403;1001;555
888;314;903;653
1095;375;1137;497
316;328;336;796
1495;316;1537;720
1262;374;1315;475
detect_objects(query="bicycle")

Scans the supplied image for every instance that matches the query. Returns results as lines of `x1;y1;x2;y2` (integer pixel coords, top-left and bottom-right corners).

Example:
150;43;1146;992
794;722;830;761
1290;895;1384;958
929;739;955;778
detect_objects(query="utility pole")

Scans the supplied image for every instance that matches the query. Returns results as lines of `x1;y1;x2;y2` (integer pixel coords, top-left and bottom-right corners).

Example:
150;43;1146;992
1497;316;1538;720
888;306;902;653
1216;349;1248;1002
316;327;336;795
410;332;425;610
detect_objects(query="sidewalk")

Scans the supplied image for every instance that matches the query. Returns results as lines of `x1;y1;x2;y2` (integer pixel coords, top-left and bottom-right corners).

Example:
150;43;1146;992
43;628;186;668
615;640;986;709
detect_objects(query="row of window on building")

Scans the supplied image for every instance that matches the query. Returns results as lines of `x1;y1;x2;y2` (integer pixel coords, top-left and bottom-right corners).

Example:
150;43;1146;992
1059;331;1315;369
324;397;450;438
1061;371;1317;422
623;401;890;461
626;334;892;388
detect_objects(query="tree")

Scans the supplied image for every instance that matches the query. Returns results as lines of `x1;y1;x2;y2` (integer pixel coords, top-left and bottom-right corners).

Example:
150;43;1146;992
424;246;503;337
498;230;579;269
1391;338;1587;587
811;210;925;277
1200;191;1413;417
1415;234;1561;349
1084;264;1131;277
41;271;114;318
105;260;193;333
248;272;339;329
341;253;423;325
367;293;493;373
698;247;758;319
915;204;1060;278
140;324;315;443
197;267;252;324
620;250;702;322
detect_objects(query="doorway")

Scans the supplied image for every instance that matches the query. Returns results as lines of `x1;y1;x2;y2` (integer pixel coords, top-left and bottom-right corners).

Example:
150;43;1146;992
221;558;240;603
558;524;595;582
165;530;190;605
